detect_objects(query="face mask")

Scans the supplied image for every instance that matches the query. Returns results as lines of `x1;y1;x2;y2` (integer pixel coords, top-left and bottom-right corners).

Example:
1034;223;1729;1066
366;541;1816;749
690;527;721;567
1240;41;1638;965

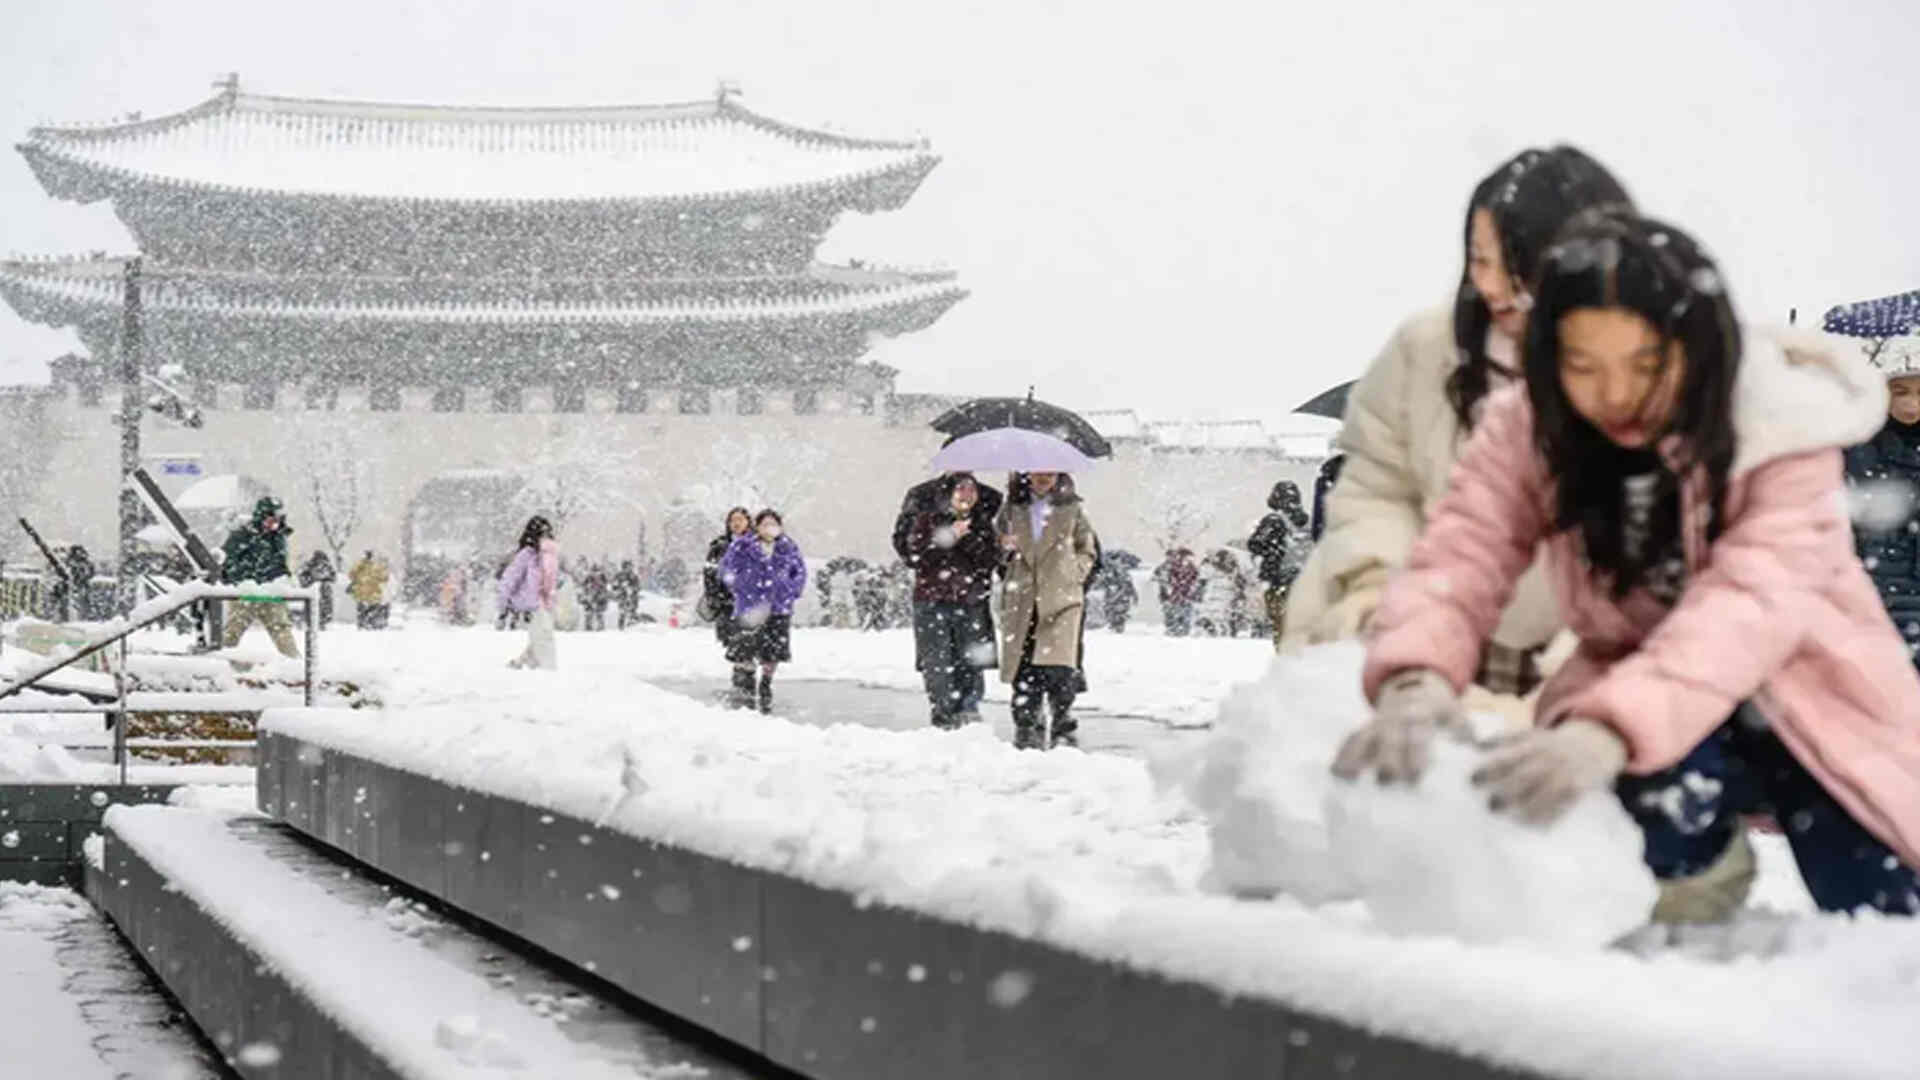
761;525;782;540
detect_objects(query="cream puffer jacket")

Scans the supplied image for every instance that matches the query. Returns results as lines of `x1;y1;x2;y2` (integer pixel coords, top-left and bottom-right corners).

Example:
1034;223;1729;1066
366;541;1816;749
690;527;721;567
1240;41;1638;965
1282;306;1562;659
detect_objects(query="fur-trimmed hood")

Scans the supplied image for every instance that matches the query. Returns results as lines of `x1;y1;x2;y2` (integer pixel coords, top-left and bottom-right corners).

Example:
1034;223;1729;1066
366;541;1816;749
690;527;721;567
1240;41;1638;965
1731;326;1887;477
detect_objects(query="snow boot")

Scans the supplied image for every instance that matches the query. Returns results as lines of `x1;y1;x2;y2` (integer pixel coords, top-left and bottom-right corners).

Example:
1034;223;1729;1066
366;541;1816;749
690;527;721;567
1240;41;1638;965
728;666;756;710
1013;724;1045;751
757;670;774;715
1048;704;1079;750
1651;827;1758;925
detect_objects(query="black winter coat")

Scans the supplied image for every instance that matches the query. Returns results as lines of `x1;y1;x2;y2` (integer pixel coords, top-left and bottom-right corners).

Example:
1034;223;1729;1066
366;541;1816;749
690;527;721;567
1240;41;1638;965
703;534;739;618
1846;422;1920;646
905;495;1000;605
893;475;1003;566
1247;512;1304;588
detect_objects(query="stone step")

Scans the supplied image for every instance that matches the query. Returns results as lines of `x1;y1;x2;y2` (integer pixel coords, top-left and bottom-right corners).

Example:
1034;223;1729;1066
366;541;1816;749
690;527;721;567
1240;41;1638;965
90;805;769;1079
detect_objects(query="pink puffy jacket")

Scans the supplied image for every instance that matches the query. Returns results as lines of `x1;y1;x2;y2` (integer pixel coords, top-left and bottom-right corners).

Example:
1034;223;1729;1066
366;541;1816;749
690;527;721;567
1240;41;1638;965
1364;330;1920;870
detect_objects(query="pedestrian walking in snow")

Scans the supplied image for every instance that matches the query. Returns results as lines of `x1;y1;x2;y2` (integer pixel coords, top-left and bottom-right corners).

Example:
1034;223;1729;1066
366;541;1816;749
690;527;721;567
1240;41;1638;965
995;472;1098;750
298;550;336;627
219;496;300;657
719;510;808;713
1309;456;1343;544
498;516;559;670
613;559;642;629
1338;209;1920;920
1844;337;1920;666
704;507;753;704
64;545;97;621
1247;480;1309;648
1194;549;1249;637
348;550;390;630
1154;548;1200;637
1095;554;1138;633
904;473;1001;728
582;562;611;631
439;564;472;626
1284;145;1633;730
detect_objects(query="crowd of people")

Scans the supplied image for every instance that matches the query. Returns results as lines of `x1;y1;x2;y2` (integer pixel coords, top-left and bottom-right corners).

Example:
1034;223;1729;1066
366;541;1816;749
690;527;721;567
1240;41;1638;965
19;136;1920;925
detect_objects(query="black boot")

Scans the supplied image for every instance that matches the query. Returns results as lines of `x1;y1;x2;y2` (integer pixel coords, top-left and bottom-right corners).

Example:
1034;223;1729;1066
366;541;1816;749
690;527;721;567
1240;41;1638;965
1049;703;1079;750
728;666;756;709
757;670;774;714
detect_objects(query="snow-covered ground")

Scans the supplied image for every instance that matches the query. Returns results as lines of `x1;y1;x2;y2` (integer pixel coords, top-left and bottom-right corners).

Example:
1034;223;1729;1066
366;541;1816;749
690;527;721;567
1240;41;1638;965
0;880;219;1079
7;619;1880;1078
252;630;1913;1080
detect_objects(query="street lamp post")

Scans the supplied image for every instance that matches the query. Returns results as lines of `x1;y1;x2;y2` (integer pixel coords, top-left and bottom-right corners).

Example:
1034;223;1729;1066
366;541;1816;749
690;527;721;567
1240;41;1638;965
118;256;143;616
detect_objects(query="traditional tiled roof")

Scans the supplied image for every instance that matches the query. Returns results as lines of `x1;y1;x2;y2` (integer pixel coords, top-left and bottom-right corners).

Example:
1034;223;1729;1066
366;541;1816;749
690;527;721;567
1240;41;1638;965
19;85;939;206
0;255;967;327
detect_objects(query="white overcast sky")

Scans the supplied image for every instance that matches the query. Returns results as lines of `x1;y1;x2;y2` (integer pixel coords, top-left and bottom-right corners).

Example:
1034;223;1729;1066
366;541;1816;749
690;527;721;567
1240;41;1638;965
2;0;1915;418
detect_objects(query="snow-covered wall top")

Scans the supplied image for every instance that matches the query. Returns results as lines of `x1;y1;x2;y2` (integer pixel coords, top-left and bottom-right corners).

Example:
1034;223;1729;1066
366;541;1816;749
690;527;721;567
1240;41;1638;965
21;89;938;205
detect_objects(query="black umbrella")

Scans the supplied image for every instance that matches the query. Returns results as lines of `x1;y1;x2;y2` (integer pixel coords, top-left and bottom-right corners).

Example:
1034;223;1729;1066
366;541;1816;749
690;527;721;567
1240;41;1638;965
930;394;1113;458
1295;380;1354;420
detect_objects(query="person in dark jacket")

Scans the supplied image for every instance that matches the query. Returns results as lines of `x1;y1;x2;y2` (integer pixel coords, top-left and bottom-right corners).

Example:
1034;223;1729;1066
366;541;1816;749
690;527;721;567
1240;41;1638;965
893;472;1004;564
1845;353;1920;665
1310;455;1345;543
904;474;1001;727
704;507;754;705
582;562;611;631
64;545;97;621
1154;548;1201;637
1247;480;1310;648
1095;556;1138;633
298;549;336;627
220;496;298;657
613;559;642;629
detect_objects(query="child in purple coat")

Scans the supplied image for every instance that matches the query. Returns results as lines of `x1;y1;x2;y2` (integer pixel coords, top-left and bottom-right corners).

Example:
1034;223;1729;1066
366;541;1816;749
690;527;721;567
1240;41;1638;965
719;509;808;713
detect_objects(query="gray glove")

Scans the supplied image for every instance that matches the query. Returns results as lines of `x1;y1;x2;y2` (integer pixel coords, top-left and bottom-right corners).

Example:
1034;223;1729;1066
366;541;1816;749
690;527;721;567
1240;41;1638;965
1331;668;1466;784
1470;719;1629;825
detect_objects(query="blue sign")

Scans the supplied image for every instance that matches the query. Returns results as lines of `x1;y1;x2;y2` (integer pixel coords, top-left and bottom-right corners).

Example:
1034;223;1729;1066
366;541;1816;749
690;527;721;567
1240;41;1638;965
159;461;203;477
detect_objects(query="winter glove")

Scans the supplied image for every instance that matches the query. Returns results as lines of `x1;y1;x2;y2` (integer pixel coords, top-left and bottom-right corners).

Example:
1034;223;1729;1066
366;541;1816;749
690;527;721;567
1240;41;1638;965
1331;668;1466;784
1470;718;1629;826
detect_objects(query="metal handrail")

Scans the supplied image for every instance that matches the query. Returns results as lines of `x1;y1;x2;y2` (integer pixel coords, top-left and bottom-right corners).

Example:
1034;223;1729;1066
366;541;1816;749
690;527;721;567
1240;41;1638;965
0;581;319;784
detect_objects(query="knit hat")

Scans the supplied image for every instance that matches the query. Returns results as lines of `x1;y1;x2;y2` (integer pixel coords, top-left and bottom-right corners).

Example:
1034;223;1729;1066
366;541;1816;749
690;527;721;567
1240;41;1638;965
1872;336;1920;380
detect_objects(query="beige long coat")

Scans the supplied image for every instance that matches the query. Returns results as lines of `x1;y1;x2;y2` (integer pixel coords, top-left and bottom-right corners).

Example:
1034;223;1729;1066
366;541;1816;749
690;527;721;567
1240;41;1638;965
995;495;1099;681
1282;306;1561;656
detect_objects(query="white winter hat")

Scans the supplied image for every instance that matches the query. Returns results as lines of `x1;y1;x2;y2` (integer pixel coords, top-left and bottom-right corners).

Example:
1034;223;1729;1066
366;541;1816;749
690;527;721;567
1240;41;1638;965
1871;335;1920;380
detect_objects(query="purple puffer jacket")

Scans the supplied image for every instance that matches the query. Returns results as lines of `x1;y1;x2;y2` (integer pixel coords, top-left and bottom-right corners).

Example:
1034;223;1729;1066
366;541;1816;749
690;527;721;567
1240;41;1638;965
720;534;808;618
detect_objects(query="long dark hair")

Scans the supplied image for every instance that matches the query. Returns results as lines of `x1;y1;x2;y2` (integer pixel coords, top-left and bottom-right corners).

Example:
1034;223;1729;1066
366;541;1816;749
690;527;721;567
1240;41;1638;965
722;506;750;534
1446;146;1635;431
1524;209;1741;596
517;515;554;550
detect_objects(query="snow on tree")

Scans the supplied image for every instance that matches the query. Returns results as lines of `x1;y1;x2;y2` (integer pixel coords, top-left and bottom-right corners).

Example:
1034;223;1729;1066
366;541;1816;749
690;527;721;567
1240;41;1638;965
510;419;645;529
276;414;371;569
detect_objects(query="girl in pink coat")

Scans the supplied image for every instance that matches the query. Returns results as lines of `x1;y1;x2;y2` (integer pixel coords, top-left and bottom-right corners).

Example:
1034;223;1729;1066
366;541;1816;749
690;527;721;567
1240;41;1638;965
1338;209;1920;916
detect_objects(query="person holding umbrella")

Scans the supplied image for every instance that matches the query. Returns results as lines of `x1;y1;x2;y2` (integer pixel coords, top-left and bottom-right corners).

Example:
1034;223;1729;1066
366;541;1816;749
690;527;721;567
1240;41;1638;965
903;473;1001;727
925;393;1110;748
995;471;1100;750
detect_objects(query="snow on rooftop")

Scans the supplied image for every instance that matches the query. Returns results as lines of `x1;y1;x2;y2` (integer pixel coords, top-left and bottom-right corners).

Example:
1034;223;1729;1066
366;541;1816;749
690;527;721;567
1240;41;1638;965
0;257;967;326
23;90;938;203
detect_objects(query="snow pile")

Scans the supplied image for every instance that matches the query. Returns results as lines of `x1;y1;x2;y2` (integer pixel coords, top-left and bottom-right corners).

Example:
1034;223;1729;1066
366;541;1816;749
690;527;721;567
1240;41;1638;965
0;734;86;780
1161;643;1655;947
256;655;1920;1079
1326;736;1655;946
1150;646;1361;904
